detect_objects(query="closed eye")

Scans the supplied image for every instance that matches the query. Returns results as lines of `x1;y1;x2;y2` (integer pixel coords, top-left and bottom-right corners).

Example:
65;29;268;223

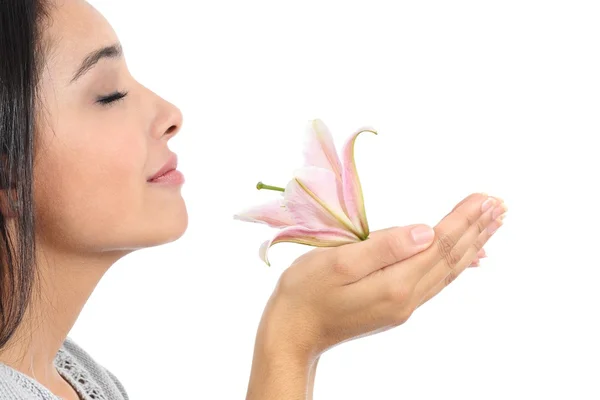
96;91;128;106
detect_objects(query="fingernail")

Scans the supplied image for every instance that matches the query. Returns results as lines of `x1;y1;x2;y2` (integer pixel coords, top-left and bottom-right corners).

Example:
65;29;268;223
481;197;497;212
477;248;487;258
411;226;435;245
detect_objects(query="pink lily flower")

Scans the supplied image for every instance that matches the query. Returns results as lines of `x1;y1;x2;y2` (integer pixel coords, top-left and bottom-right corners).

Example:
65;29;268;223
234;119;377;266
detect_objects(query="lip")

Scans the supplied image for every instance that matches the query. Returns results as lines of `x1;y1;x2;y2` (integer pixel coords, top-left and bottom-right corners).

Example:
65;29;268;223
148;153;179;182
149;169;185;185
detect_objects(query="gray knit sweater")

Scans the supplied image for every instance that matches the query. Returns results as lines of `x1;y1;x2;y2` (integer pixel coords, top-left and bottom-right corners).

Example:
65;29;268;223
0;337;128;399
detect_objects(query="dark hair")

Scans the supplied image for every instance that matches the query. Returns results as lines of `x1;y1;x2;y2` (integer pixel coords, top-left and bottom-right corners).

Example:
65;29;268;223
0;0;50;350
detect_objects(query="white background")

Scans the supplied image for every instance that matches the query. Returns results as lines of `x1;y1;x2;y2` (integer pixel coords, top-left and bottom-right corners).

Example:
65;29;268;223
75;1;600;399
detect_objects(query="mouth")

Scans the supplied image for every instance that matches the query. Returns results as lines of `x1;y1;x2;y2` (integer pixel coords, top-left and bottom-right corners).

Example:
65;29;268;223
148;169;185;185
147;153;185;185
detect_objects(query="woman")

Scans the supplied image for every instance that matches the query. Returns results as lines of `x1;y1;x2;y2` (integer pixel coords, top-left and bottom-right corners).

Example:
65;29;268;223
0;0;506;399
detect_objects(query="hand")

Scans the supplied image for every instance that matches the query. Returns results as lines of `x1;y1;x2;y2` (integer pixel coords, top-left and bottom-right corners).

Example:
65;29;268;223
257;193;506;362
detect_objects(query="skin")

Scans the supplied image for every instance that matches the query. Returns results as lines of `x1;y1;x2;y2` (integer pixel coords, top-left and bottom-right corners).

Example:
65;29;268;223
247;193;506;399
0;0;186;398
0;1;507;399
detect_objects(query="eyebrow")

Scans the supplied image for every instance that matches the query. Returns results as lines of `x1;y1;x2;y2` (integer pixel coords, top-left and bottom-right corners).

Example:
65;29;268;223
70;43;123;83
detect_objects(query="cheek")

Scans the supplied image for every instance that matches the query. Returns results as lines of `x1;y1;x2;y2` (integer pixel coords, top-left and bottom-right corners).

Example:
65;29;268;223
34;119;147;250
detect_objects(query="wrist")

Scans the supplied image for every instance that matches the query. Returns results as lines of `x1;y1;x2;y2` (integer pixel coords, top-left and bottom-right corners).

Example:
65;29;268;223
247;329;312;400
257;293;320;364
246;298;318;400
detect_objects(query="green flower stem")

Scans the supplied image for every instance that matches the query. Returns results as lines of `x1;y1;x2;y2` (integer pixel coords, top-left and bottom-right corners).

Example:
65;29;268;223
256;181;285;192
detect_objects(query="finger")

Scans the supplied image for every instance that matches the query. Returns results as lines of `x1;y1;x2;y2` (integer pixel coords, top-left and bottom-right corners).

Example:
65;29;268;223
393;192;498;286
414;204;507;307
442;193;480;218
466;248;486;268
346;193;499;306
467;216;504;268
329;224;436;285
443;193;503;219
467;218;502;268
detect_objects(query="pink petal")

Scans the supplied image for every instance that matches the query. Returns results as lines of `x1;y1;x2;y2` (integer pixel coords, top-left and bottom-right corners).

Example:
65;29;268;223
303;119;347;214
303;119;343;178
341;126;377;239
233;200;295;228
259;225;361;266
283;167;362;237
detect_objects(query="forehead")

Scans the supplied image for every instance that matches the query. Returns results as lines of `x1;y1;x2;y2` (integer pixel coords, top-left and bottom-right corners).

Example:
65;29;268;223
44;0;119;77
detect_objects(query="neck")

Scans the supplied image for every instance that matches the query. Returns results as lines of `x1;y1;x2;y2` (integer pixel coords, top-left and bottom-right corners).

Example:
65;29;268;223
0;244;128;390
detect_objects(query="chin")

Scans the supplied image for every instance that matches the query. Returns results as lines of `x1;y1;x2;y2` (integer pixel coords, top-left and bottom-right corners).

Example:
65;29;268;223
141;200;189;247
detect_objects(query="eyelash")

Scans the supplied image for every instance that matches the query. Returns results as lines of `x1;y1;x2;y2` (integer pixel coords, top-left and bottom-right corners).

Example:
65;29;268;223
96;91;128;106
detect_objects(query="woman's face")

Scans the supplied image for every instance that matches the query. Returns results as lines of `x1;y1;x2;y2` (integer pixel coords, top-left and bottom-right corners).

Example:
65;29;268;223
33;0;187;254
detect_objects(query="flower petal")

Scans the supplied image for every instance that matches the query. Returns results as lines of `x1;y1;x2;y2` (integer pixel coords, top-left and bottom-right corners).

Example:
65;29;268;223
284;167;362;237
303;119;348;215
259;225;361;266
233;200;295;228
303;119;343;177
341;126;377;239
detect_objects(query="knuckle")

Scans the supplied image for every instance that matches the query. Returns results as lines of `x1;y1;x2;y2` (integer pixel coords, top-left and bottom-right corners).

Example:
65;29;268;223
455;208;475;229
447;248;462;267
436;234;461;268
383;282;410;304
372;252;388;270
472;237;485;252
277;269;295;294
436;233;454;258
475;217;488;235
381;232;404;263
391;307;413;326
444;270;458;287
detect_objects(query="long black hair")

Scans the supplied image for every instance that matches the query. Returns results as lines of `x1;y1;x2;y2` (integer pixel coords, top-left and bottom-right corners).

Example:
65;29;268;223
0;0;50;350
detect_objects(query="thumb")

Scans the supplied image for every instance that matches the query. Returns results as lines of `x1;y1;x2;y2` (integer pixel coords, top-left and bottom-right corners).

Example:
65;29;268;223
330;224;435;284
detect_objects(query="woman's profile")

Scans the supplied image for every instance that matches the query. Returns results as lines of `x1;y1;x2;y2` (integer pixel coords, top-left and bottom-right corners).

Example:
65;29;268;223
0;1;506;399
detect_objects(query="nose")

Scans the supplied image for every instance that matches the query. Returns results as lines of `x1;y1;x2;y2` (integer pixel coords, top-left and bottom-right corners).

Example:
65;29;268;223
151;93;183;140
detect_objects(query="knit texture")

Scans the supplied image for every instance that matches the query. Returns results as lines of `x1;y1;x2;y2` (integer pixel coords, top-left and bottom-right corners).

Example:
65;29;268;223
0;337;128;399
